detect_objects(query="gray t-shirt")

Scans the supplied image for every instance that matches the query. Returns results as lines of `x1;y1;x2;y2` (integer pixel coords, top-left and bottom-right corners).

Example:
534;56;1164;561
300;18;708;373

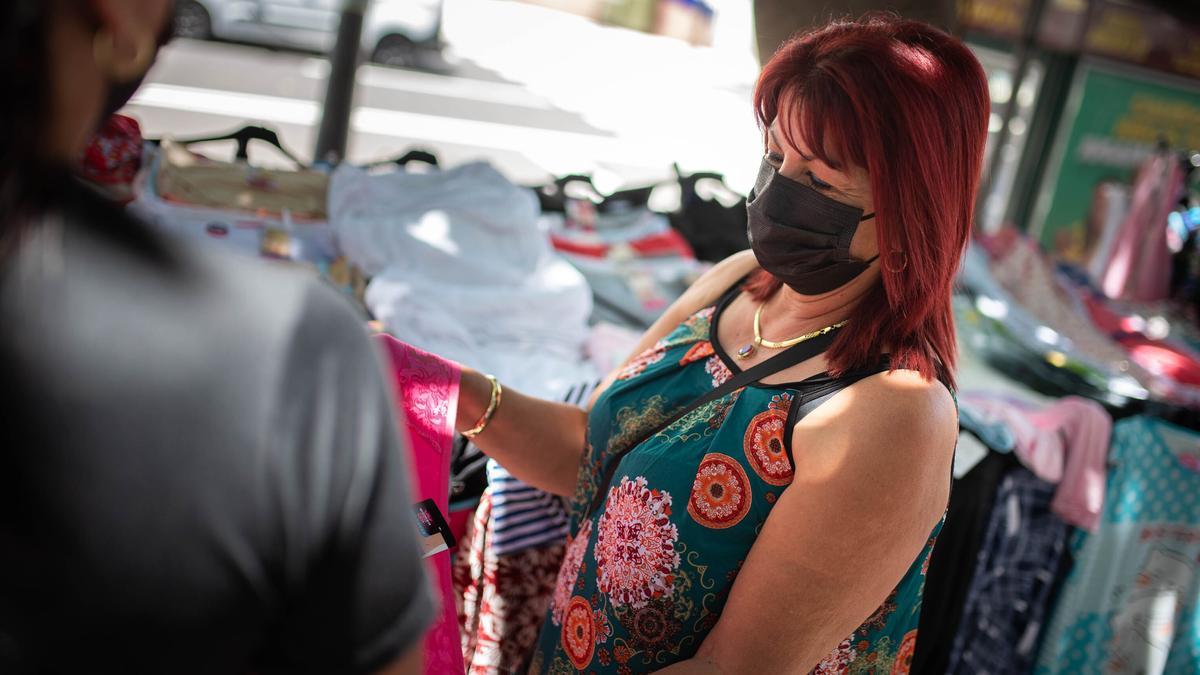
0;177;435;674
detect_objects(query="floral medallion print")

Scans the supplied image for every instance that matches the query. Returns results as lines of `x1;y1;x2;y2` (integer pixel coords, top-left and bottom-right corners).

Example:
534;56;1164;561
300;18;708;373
526;296;942;673
863;590;898;631
704;354;733;388
657;394;738;446
687;453;752;529
813;637;856;674
570;441;600;526
617;345;666;381
595;476;681;608
658;306;716;350
890;630;917;675
561;596;596;670
552;520;593;626
921;536;937;576
679;341;716;366
594;608;613;644
608;395;673;456
614;644;634;665
623;598;682;652
743;393;795;486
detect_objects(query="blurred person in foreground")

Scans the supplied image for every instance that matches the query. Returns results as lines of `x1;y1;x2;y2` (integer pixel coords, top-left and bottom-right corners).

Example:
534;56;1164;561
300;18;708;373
449;15;990;674
0;2;433;673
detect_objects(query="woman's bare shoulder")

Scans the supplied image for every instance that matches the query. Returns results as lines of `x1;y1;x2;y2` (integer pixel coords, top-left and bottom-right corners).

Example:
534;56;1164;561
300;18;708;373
791;368;957;496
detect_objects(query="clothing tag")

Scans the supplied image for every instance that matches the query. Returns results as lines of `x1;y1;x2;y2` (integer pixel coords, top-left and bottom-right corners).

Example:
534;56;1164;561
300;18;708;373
414;499;455;558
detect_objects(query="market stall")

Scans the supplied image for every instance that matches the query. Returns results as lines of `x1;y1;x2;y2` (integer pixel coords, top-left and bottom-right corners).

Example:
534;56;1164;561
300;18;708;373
76;1;1200;672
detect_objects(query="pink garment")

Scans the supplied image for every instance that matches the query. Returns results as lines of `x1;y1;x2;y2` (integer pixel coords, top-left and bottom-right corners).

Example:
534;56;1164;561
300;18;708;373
1100;154;1183;302
1076;289;1200;404
960;394;1113;532
1118;335;1200;387
375;334;466;675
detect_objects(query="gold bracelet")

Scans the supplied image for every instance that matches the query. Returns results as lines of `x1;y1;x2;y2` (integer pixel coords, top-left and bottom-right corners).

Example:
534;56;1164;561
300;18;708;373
462;374;502;440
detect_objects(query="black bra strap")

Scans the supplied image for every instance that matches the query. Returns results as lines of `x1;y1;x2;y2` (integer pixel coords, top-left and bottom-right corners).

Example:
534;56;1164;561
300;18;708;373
781;357;893;469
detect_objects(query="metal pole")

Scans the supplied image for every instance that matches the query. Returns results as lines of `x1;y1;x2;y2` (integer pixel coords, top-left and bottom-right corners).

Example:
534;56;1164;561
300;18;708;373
976;0;1047;228
314;0;369;165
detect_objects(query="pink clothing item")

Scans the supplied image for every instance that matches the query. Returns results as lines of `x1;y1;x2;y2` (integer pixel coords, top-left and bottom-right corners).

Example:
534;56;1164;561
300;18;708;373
1100;154;1183;302
960;394;1112;532
1118;335;1200;387
375;334;466;675
1075;288;1200;405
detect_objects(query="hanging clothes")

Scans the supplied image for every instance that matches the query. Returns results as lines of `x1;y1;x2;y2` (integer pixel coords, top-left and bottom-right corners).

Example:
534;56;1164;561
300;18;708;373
912;451;1021;674
1100;153;1185;303
454;493;568;675
960;393;1112;533
1035;416;1200;675
454;380;599;675
155;138;329;219
668;170;750;263
375;335;466;675
1085;181;1131;286
947;468;1073;675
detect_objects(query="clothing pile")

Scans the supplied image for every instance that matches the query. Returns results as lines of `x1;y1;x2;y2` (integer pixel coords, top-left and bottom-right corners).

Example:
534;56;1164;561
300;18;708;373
533;174;709;330
128;131;364;299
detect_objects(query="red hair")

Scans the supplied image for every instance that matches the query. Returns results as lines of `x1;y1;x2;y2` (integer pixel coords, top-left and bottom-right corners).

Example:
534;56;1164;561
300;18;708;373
749;14;989;389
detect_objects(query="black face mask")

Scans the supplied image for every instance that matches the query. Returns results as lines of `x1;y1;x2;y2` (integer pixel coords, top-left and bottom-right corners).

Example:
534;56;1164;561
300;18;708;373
100;3;177;120
746;158;877;296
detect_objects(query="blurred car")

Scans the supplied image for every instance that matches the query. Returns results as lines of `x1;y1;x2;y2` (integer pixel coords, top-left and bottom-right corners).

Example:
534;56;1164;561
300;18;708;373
174;0;442;67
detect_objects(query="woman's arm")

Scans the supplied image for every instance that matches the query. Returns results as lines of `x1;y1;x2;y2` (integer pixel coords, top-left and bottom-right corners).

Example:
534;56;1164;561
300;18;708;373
455;369;589;497
456;251;761;498
657;370;957;674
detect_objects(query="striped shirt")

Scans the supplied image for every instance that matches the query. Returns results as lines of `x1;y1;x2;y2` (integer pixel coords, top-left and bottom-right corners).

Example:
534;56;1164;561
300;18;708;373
484;380;599;556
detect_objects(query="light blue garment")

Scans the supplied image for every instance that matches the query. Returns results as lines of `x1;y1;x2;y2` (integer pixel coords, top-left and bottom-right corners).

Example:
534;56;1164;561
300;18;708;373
1035;416;1200;675
959;402;1017;453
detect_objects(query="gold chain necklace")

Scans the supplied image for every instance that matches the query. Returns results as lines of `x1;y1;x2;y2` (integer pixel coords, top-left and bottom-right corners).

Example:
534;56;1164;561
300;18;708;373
735;303;849;360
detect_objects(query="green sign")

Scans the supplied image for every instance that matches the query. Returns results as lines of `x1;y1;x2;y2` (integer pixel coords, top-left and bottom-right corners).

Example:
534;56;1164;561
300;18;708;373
1033;62;1200;261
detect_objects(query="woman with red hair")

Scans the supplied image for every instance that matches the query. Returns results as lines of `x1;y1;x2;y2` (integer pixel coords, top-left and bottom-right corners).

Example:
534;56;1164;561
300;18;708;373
454;14;989;673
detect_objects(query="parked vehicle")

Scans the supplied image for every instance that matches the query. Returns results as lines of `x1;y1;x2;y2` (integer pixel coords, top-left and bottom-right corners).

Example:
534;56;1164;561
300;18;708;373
173;0;442;68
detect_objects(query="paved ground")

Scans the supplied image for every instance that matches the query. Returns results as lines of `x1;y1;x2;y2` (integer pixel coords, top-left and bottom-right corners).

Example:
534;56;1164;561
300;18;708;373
126;0;763;193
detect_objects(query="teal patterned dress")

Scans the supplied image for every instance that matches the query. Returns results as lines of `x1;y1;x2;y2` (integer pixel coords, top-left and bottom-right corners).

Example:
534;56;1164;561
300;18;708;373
528;286;943;674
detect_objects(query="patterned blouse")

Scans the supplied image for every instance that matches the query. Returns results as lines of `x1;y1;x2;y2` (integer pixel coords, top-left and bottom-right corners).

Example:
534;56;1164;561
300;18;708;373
528;285;943;674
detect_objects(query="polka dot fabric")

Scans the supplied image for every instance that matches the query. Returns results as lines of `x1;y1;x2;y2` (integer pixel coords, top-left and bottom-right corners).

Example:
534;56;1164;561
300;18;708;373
1035;416;1200;674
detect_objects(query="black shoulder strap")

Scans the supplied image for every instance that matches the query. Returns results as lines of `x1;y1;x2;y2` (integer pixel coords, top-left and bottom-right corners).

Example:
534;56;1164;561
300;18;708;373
793;356;893;420
584;326;841;519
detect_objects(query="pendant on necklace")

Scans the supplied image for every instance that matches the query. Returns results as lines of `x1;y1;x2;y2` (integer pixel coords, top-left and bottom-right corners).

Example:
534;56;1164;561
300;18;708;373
736;343;756;360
